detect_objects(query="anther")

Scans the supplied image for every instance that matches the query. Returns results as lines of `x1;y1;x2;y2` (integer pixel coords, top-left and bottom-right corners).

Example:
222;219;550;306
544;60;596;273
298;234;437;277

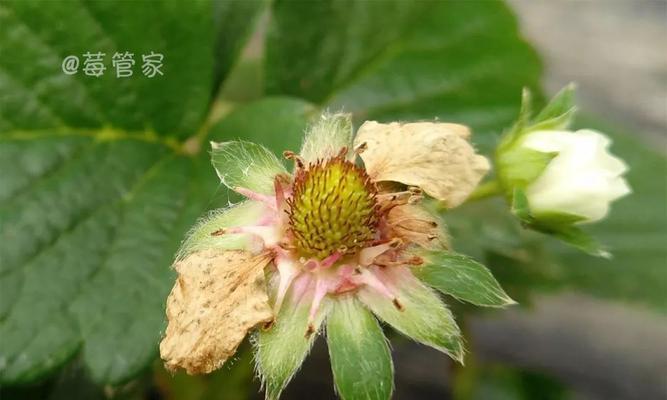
354;142;368;154
283;151;305;169
304;324;315;338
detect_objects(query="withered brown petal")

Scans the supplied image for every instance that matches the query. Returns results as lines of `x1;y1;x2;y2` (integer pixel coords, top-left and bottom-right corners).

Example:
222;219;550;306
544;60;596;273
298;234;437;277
387;204;449;250
160;249;273;374
354;121;490;208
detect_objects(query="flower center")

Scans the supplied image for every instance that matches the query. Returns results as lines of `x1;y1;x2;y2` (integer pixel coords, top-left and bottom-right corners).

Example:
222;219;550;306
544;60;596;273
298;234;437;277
287;156;378;259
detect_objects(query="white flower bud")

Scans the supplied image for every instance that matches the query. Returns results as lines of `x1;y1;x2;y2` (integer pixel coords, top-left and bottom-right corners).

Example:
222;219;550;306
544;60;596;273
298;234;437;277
522;129;631;224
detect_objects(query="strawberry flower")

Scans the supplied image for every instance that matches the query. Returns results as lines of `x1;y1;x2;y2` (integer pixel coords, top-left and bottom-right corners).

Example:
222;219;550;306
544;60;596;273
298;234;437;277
495;85;631;257
160;113;514;400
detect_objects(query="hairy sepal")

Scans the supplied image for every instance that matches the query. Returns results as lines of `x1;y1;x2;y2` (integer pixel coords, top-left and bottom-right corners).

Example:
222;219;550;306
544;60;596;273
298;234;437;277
211;140;287;195
358;267;464;363
414;250;515;307
299;112;354;163
176;201;268;260
254;276;330;400
327;296;394;400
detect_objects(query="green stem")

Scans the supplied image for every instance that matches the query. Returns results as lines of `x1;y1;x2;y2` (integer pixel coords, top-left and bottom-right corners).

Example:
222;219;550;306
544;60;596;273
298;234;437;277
465;180;502;202
436;180;502;212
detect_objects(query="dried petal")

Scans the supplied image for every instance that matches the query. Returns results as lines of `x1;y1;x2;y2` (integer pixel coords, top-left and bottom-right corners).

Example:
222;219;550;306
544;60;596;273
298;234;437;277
386;204;448;250
354;121;490;208
160;249;273;374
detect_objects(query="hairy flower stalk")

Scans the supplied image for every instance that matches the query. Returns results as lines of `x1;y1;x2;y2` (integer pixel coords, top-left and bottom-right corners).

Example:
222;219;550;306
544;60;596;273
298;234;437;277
160;113;514;400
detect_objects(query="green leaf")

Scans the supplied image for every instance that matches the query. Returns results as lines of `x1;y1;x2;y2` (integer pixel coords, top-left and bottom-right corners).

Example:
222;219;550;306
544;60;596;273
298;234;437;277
0;139;211;384
0;0;262;384
0;0;214;138
254;288;329;400
210;140;287;194
266;0;541;145
213;0;269;95
415;251;515;307
327;296;393;400
357;269;464;363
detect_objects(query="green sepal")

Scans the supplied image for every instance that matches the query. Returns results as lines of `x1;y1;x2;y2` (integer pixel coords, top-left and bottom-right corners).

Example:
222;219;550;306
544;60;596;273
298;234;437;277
210;140;287;195
414;250;516;307
327;296;394;400
176;201;267;259
254;286;330;400
299;112;353;163
358;270;464;363
496;83;577;195
496;146;556;196
512;189;610;258
531;83;577;131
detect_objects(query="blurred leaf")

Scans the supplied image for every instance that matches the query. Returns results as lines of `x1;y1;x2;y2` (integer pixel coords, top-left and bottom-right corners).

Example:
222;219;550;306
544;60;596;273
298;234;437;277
213;0;268;96
266;0;541;145
454;362;571;400
0;0;260;385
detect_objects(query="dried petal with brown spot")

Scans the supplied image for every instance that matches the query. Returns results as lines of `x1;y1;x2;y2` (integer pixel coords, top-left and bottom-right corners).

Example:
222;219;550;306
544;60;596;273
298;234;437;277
354;121;490;208
160;249;273;374
387;204;449;250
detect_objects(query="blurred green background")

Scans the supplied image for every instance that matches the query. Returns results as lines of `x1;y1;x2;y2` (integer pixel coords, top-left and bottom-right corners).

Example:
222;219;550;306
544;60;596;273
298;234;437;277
0;1;665;399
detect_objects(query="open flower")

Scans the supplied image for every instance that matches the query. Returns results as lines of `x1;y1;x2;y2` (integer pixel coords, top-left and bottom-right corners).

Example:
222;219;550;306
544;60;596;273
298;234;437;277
160;113;513;400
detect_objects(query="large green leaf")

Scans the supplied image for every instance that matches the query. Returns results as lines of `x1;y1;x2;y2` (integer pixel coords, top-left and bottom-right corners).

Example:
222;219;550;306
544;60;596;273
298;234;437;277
0;0;262;384
0;0;214;137
213;0;269;96
266;0;541;141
